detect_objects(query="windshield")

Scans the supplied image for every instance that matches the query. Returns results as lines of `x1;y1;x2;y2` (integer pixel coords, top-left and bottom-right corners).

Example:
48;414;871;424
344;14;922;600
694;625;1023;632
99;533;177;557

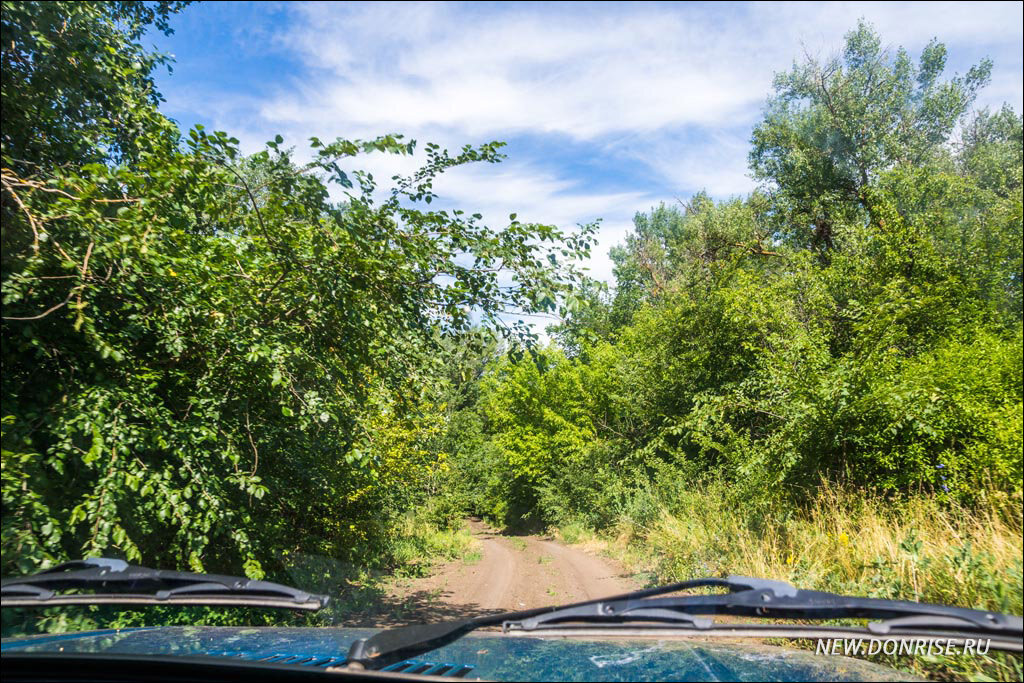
2;2;1021;682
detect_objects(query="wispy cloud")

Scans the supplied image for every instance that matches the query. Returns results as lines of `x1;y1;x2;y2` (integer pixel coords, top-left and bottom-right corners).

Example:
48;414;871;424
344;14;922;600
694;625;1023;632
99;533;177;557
155;0;1022;306
268;3;764;139
267;2;1021;139
431;161;651;283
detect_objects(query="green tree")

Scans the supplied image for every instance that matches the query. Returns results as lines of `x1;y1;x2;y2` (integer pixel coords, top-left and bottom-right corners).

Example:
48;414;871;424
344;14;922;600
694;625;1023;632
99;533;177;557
750;20;991;257
959;105;1023;198
1;1;594;577
0;1;186;174
461;21;1021;520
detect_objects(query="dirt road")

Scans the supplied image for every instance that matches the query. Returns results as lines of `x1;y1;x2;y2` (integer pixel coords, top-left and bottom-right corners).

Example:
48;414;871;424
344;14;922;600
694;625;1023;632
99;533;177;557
371;520;637;625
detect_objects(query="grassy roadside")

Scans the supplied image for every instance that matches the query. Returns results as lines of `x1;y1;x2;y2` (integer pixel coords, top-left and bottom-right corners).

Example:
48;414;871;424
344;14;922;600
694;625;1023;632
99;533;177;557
301;514;483;626
554;482;1023;681
266;512;482;626
390;514;481;577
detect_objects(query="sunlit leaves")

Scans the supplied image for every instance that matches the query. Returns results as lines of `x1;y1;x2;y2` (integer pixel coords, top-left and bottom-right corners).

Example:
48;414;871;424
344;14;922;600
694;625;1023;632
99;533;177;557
749;20;992;256
1;1;592;580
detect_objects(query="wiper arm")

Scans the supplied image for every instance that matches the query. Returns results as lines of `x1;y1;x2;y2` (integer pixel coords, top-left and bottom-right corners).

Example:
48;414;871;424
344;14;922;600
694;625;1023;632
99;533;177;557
1;557;328;611
347;575;1023;670
508;576;789;631
508;575;1021;634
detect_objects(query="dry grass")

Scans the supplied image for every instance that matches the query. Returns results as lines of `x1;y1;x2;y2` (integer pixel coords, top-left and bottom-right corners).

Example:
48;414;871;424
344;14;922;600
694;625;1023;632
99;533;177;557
557;482;1023;681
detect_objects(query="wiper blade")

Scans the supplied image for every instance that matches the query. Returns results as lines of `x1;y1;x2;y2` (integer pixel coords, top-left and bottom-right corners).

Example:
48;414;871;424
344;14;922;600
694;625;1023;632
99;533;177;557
347;575;1023;670
507;575;1021;635
1;557;328;611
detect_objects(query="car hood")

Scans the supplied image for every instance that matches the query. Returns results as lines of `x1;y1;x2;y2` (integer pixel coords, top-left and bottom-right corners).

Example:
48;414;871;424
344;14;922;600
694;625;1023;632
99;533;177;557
1;625;919;681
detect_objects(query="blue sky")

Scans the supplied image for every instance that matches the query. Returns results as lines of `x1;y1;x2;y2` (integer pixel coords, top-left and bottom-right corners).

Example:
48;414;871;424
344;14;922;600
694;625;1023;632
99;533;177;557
147;1;1023;293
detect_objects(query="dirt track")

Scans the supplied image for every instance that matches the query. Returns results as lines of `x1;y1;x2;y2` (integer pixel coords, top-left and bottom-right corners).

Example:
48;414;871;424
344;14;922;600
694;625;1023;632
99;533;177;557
374;520;637;625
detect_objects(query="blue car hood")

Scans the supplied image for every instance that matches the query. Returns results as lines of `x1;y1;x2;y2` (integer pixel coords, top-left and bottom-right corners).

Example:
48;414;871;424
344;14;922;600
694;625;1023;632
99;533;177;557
2;625;919;681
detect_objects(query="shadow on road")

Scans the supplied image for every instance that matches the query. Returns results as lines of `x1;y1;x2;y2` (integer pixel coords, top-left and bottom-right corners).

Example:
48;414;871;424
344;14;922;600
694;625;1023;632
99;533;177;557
341;587;507;627
470;515;545;537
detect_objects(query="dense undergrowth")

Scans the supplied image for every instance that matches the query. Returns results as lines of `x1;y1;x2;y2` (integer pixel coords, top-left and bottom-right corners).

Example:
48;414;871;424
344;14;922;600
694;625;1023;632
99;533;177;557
431;21;1023;683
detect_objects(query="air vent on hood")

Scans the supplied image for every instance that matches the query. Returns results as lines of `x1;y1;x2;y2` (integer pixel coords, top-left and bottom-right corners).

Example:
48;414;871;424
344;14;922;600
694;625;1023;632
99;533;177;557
380;658;475;677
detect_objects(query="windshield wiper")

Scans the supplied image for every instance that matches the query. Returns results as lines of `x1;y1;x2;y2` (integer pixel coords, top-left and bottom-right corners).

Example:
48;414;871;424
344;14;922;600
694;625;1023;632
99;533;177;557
346;575;1023;670
1;557;329;611
505;575;1021;633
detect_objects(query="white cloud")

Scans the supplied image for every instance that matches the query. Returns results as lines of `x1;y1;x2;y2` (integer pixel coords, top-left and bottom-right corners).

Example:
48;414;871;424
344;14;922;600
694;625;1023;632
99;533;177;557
267;4;760;139
431;161;652;283
268;2;1021;139
238;1;1020;214
162;0;1022;305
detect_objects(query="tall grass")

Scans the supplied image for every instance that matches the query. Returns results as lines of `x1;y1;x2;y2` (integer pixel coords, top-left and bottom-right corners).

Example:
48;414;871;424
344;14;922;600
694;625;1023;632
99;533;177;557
558;481;1023;681
389;513;480;578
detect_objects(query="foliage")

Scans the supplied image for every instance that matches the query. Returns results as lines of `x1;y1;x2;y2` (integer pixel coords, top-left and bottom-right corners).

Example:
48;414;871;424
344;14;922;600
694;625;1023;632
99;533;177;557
450;22;1022;534
1;1;594;579
750;20;991;258
1;1;187;173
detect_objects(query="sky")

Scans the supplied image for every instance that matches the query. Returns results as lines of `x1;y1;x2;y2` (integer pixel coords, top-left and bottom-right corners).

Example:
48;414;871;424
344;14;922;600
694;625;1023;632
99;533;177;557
147;1;1023;309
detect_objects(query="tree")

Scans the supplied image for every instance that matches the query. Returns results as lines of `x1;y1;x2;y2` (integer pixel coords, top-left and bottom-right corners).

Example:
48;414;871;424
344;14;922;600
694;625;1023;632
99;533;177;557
474;21;1021;515
1;1;594;577
0;1;186;174
750;20;991;257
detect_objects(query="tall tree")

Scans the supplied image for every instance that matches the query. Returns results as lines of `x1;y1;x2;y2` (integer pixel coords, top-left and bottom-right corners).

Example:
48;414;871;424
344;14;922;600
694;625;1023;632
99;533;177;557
1;1;593;576
750;20;991;257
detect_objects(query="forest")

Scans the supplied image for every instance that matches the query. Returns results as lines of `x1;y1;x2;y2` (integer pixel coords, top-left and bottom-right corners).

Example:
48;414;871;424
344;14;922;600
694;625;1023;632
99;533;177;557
1;2;1021;679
